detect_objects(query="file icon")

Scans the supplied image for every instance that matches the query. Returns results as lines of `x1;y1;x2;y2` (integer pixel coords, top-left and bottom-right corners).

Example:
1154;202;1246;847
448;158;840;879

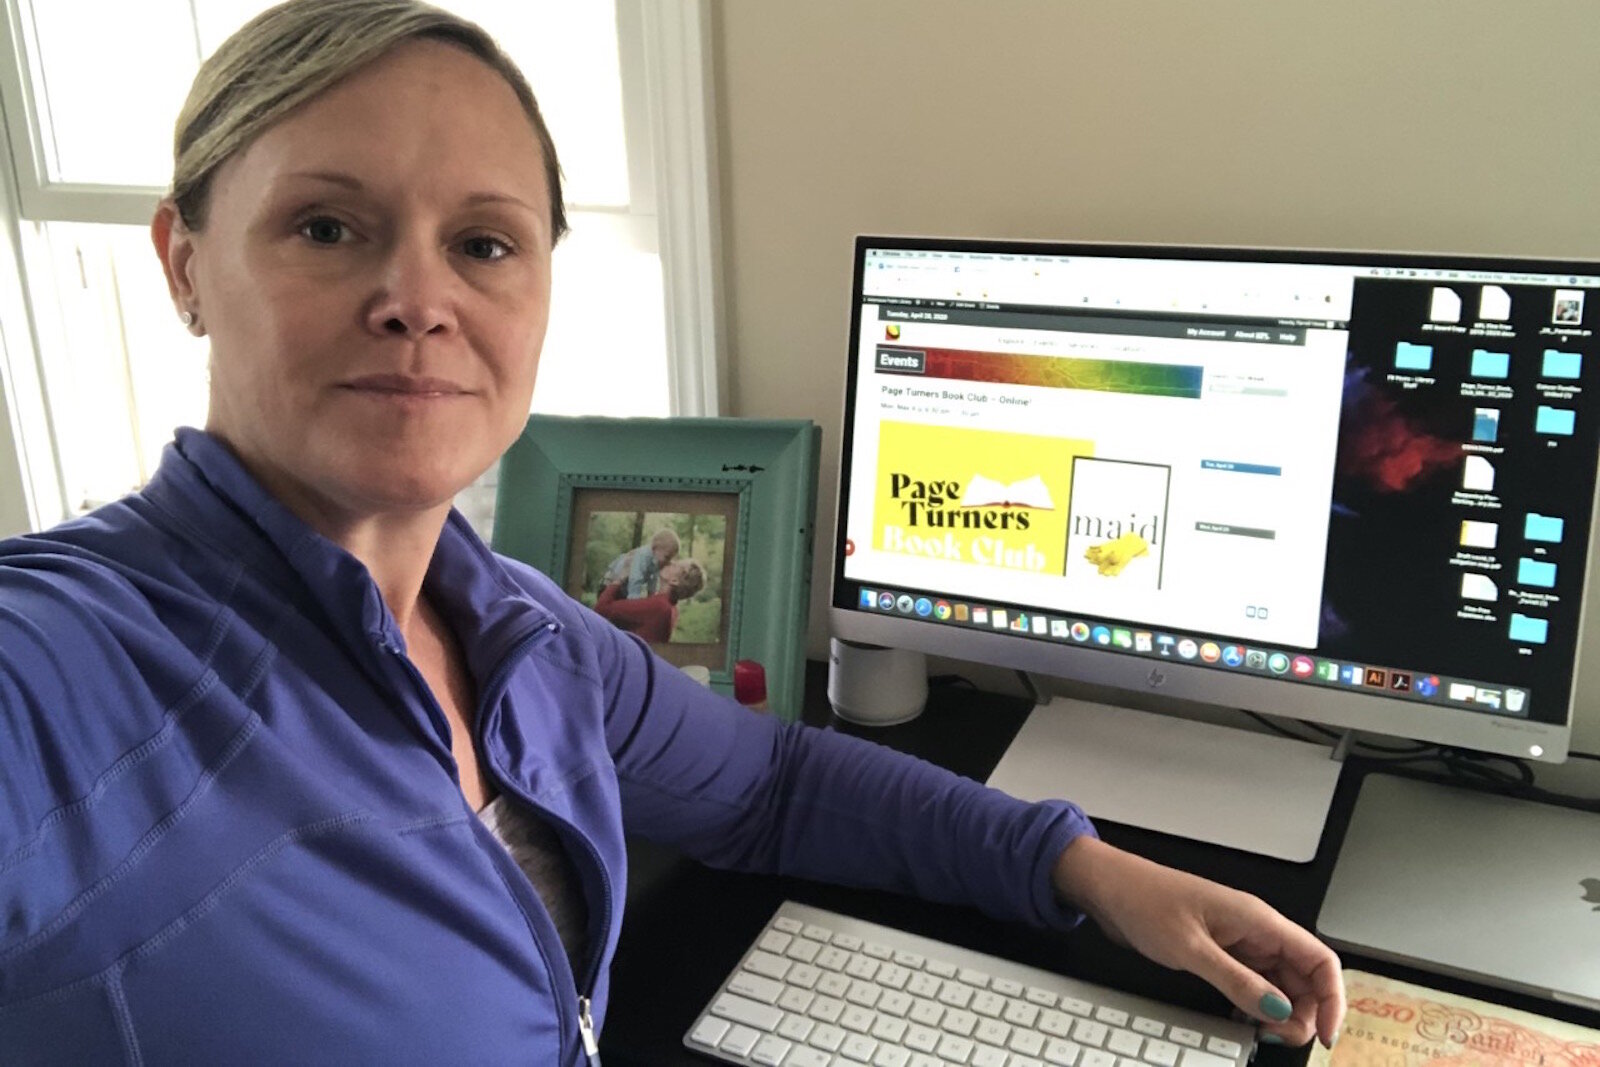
1429;287;1462;322
1524;513;1563;542
1542;349;1582;379
1470;349;1510;378
1394;341;1433;372
1479;285;1512;321
1462;455;1495;492
1471;408;1499;443
1517;558;1557;588
1459;520;1498;549
1460;573;1498;601
1509;613;1548;644
1536;406;1575;435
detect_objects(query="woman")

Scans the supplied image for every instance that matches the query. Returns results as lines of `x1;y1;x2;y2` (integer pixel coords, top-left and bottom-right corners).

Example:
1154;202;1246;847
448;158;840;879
0;2;1343;1063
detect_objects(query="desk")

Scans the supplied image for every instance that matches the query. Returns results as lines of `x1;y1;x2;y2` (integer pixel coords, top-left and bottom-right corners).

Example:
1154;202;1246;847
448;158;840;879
602;662;1600;1065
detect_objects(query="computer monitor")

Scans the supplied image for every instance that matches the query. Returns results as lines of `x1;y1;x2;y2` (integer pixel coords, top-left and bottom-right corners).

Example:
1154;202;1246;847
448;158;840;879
829;236;1599;861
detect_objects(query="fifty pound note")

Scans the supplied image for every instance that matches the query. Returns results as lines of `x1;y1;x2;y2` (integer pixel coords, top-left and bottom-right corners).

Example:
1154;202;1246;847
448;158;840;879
1308;970;1600;1067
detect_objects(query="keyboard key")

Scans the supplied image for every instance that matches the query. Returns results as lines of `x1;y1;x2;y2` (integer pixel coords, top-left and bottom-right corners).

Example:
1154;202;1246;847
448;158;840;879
751;1034;792;1066
787;963;821;989
909;999;944;1027
992;978;1024;997
808;996;844;1023
938;982;976;1009
760;930;795;955
778;987;815;1014
1060;996;1094;1017
1177;1050;1233;1067
846;980;882;1008
907;972;943;998
972;991;1006;1018
1095;1007;1130;1027
943;1009;977;1037
1106;1028;1142;1056
842;1005;876;1033
1025;987;1059;1008
1005;1000;1041;1027
1142;1038;1180;1066
876;963;912;990
1168;1027;1202;1049
1044;1038;1082;1065
874;1047;912;1067
785;938;822;964
818;973;851;998
1081;1049;1116;1067
688;1015;730;1048
747;950;793;981
1132;1017;1166;1038
926;959;958;978
730;971;786;1004
892;950;926;969
974;1018;1010;1045
784;1047;831;1067
1013;1057;1046;1067
841;1033;878;1062
810;1023;847;1051
936;1033;975;1062
864;941;894;960
846;955;882;981
721;1024;762;1057
712;993;784;1032
1072;1019;1109;1046
833;934;863;951
905;1023;941;1052
1206;1037;1243;1058
959;968;992;988
1039;1010;1074;1037
773;916;803;934
778;1014;815;1042
1010;1028;1046;1056
973;1046;1009;1067
872;1015;910;1043
878;990;913;1017
803;924;833;942
817;947;852;972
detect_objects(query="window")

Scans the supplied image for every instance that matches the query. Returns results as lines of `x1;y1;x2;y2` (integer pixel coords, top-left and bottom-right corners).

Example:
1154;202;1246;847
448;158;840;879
0;0;721;535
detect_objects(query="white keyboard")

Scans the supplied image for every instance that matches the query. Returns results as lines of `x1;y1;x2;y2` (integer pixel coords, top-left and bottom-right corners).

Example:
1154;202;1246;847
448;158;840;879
685;901;1257;1067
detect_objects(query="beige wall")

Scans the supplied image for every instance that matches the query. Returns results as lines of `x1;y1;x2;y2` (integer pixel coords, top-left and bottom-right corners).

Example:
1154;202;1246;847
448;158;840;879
711;1;1600;754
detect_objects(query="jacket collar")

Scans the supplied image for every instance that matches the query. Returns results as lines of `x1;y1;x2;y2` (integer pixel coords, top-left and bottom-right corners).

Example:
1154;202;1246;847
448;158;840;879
142;428;557;676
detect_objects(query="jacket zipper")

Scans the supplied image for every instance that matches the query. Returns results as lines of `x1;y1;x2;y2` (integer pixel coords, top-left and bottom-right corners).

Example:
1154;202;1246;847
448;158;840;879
476;621;615;1065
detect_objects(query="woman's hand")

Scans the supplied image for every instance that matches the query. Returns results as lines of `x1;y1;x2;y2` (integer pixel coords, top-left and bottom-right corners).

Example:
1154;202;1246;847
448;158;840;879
1053;836;1344;1049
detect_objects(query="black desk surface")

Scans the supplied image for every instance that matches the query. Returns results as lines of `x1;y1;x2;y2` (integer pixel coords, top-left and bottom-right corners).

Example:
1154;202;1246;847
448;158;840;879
601;662;1600;1065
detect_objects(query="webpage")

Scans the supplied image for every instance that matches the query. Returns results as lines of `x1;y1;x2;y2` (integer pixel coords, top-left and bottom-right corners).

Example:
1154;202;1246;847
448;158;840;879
841;259;1351;647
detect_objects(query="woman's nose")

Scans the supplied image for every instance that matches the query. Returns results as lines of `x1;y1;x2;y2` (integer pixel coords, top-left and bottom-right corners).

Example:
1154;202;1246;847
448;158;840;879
364;237;459;338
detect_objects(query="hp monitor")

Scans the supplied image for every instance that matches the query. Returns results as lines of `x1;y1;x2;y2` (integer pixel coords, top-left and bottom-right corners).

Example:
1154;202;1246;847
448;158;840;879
830;236;1598;862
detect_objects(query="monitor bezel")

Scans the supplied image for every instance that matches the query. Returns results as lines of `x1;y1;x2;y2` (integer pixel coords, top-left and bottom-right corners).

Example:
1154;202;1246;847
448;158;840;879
830;235;1600;763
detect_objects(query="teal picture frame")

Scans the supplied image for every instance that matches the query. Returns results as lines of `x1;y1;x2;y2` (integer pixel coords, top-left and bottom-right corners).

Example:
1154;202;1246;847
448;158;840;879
493;415;821;722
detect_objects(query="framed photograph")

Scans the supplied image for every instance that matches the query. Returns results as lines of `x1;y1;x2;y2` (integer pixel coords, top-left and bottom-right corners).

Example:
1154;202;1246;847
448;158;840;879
492;415;821;722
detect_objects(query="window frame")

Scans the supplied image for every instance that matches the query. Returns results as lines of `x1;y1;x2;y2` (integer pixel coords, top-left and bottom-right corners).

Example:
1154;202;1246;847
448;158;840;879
0;0;722;534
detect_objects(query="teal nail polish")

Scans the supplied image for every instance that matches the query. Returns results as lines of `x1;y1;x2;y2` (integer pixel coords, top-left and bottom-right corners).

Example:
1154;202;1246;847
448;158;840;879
1259;992;1293;1021
1260;1032;1286;1045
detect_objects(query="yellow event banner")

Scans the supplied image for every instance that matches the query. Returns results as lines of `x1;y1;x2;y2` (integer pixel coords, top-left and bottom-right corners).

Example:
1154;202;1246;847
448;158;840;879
873;421;1092;575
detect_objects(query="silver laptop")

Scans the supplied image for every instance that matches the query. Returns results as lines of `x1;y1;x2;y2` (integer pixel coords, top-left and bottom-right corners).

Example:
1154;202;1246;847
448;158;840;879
1317;773;1600;1011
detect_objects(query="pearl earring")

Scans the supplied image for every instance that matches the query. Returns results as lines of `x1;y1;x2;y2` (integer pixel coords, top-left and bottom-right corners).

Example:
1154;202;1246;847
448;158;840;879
180;311;194;327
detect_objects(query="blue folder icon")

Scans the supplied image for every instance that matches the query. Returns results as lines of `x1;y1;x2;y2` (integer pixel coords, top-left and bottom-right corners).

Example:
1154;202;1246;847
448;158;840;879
1536;406;1575;435
1518;558;1557;588
1543;349;1582;379
1509;613;1548;644
1470;349;1510;378
1524;513;1564;542
1394;342;1432;371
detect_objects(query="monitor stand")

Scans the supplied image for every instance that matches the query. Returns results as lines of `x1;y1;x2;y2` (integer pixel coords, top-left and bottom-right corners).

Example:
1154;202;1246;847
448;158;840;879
986;695;1344;862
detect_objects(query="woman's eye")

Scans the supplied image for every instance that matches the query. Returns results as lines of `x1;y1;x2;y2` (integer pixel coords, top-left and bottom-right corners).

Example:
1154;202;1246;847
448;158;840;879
460;235;513;261
299;217;346;244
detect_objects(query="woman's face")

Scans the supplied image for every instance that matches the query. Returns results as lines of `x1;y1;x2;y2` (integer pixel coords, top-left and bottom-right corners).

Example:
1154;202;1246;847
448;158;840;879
157;39;553;526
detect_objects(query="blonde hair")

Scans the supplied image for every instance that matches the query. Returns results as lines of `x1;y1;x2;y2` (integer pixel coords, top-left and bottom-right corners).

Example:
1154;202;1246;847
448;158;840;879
672;559;706;598
170;0;566;241
648;528;681;556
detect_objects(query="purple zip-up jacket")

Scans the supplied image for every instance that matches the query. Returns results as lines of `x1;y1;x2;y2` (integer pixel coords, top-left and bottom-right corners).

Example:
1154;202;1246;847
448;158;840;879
0;429;1095;1065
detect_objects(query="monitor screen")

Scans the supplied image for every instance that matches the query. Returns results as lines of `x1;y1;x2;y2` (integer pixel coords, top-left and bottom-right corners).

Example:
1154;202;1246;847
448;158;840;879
830;237;1600;761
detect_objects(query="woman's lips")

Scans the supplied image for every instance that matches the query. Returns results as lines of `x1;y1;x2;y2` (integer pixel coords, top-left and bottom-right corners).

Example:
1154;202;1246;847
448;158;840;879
340;374;471;397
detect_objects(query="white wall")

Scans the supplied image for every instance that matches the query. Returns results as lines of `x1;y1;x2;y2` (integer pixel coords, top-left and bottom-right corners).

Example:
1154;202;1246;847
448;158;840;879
711;1;1600;756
